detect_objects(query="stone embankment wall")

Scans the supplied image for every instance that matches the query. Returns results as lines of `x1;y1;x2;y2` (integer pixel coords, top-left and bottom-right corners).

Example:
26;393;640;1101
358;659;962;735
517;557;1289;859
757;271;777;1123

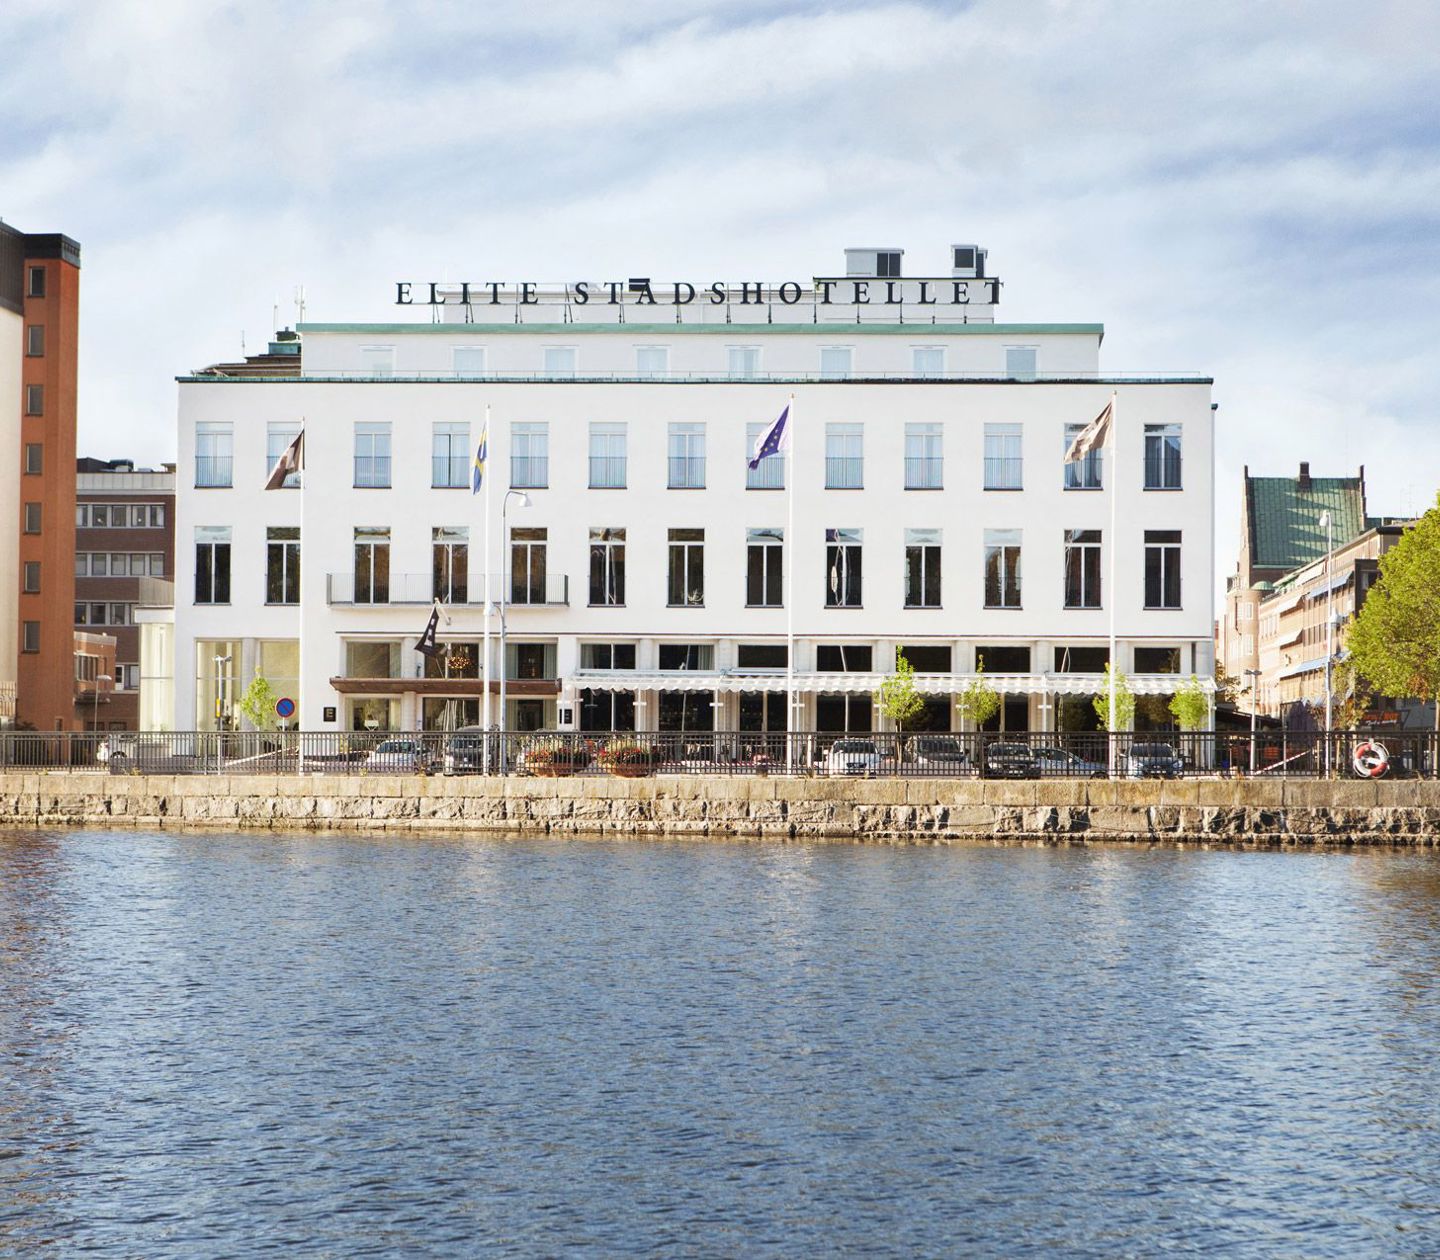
1;772;1439;844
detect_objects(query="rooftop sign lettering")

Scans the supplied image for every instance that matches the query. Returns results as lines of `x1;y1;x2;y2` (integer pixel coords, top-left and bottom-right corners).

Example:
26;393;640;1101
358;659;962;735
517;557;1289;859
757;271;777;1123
394;278;1001;308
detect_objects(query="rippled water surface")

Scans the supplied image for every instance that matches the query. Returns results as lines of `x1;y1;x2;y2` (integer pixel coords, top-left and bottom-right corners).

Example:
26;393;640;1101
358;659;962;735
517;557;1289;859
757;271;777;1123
3;831;1440;1256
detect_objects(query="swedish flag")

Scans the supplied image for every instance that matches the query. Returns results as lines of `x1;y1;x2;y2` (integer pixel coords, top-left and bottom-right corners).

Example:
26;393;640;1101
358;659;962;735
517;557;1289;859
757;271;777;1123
471;424;488;494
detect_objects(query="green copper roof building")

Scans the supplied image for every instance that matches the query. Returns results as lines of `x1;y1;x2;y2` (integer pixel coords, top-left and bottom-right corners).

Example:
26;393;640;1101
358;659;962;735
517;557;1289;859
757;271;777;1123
1245;462;1368;572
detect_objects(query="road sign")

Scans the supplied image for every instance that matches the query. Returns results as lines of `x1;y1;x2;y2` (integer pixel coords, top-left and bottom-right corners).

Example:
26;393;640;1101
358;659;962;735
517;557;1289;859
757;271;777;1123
275;697;296;720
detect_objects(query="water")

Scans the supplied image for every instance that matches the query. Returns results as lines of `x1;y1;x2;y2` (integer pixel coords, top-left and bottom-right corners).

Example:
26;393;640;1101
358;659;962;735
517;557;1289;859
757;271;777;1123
2;832;1440;1257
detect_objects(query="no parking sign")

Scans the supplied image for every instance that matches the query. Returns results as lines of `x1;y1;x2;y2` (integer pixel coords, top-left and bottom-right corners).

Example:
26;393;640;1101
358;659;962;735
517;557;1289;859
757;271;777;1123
276;697;296;721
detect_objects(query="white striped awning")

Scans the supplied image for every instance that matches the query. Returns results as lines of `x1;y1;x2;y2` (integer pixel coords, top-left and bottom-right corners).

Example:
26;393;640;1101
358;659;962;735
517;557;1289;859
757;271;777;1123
572;672;1212;697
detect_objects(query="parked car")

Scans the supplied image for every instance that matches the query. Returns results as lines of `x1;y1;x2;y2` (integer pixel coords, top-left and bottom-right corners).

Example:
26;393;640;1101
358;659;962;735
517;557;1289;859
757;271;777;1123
365;738;432;774
1126;741;1184;778
99;732;198;774
983;741;1037;779
908;735;971;771
825;738;885;775
1030;745;1107;778
442;728;491;775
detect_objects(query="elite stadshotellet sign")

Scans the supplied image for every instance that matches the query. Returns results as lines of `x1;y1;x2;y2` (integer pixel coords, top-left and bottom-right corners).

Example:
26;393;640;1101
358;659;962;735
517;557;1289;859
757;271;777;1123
394;278;1000;307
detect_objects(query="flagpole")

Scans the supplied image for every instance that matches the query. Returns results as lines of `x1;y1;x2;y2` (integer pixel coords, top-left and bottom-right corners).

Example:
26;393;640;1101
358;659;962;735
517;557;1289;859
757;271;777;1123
298;421;306;774
1107;391;1119;775
481;404;493;772
786;391;796;770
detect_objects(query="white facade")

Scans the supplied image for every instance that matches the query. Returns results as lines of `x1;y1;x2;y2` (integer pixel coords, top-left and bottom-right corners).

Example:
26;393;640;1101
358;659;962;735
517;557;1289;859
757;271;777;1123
173;249;1215;735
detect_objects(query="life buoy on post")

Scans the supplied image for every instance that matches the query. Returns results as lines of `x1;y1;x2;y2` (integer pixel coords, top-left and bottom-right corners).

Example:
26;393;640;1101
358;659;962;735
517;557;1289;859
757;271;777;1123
1352;741;1390;779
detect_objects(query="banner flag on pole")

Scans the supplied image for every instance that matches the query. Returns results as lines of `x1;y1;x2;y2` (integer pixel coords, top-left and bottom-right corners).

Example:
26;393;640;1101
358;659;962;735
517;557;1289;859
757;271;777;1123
747;405;790;470
415;603;443;658
264;429;304;490
471;423;488;494
1063;398;1112;464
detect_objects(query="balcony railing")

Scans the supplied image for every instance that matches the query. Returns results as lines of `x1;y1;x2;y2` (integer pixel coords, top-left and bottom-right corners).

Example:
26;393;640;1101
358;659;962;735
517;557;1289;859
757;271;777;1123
326;572;569;607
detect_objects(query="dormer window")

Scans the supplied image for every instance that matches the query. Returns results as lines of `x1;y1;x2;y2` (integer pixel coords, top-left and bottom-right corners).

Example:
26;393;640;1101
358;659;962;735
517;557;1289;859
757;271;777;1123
876;251;901;278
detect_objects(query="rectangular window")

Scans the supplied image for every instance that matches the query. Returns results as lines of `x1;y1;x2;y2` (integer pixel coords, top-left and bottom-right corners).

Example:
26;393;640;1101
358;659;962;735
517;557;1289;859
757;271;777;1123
1144;424;1183;489
580;643;637;670
266;421;302;489
346;640;402;679
452;346;486;376
746;421;785;490
876;251;902;278
635;346;668;377
22;622;40;653
1135;646;1182;673
1054;646;1109;673
149;504;166;527
543;346;576;378
746;528;784;607
24;384;43;416
194;422;233;488
667;422;706;489
984;423;1022;490
589;422;627;489
510;422;549;489
820;346;853;380
23;503;41;533
904;528;942;608
360;345;395;377
816;644;872;672
900;645;951;672
1145;530;1182;608
353;422;392;488
266;527;301;604
26;266;45;298
1063;529;1102;608
588;528;626;606
117;664;141;690
22;561;40;593
728;346;760;379
24;443;41;475
26;325;43;356
984;529;1022;608
825;528;863;608
667;528;705;606
1063;423;1104;490
510;527;547;604
977;645;1031;673
433;526;468;603
904;423;943;489
824;423;863;489
1005;346;1038;380
431;421;470;489
353;527;391;603
658;644;714;671
912;346;944;378
195;527;232;604
737;644;788;670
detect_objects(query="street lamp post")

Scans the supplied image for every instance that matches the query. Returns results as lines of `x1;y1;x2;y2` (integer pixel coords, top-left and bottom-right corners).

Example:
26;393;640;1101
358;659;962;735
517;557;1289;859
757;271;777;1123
498;490;532;771
1318;510;1334;776
1243;668;1261;775
94;672;112;733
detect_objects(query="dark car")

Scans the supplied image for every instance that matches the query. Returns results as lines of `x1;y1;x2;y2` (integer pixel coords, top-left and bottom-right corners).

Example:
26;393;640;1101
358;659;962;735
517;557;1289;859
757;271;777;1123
442;728;492;774
983;741;1036;779
909;735;972;772
1126;741;1184;779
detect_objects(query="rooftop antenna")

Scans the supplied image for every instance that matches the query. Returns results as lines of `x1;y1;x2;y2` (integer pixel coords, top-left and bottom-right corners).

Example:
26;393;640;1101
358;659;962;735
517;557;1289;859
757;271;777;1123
273;296;279;333
241;329;246;354
294;284;307;325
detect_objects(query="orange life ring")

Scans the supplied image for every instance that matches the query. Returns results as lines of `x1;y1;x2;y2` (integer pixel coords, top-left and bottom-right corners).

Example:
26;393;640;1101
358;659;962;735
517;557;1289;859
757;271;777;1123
1352;741;1390;778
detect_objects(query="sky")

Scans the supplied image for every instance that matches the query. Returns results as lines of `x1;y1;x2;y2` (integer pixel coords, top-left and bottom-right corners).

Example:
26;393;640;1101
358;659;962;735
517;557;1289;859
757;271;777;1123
4;0;1439;580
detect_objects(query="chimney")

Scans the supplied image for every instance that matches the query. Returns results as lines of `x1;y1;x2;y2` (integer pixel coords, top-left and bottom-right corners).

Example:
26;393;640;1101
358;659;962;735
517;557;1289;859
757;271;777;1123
1298;461;1311;490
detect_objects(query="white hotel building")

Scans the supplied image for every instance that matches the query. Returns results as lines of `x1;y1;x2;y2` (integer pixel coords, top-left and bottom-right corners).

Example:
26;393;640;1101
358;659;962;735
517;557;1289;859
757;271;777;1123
171;245;1215;736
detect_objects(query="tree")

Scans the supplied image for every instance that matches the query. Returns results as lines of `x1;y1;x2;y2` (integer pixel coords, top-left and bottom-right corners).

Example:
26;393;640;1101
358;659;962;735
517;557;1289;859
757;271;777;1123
1333;659;1373;731
1169;674;1210;731
1092;664;1135;731
874;651;927;734
1346;495;1440;732
1213;662;1241;708
955;662;1000;730
237;673;279;731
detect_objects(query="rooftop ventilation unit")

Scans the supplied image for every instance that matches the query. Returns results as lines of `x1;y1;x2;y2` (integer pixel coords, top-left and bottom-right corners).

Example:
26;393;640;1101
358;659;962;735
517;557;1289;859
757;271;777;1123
844;248;904;278
951;244;987;279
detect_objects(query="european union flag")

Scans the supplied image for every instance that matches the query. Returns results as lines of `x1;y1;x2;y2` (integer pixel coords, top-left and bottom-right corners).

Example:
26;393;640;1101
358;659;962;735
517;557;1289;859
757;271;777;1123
747;405;790;470
471;425;488;494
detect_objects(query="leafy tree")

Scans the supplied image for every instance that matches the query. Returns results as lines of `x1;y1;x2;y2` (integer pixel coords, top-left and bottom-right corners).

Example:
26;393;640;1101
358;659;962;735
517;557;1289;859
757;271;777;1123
1347;496;1440;732
1169;675;1210;731
1333;659;1373;731
955;663;1000;730
875;651;927;734
1092;664;1135;731
237;673;279;731
1213;663;1241;707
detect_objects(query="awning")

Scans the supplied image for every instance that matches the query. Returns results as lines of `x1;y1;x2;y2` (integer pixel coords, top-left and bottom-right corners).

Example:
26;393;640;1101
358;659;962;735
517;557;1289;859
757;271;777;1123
1276;627;1304;649
572;672;1211;697
1307;570;1354;600
1278;656;1326;680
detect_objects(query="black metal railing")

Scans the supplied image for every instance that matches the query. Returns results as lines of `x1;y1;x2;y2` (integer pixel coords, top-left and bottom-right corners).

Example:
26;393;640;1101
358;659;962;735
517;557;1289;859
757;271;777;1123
1;730;1435;780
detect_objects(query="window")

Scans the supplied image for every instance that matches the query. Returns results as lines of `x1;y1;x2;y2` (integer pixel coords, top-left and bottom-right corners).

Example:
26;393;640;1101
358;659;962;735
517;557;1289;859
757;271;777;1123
984;529;1022;608
508;643;556;681
746;421;785;490
192;422;233;487
22;562;40;593
1005;346;1037;380
360;345;395;376
1238;602;1253;623
659;644;714;671
876;251;902;278
589;528;625;606
23;503;41;534
510;527;547;604
635;346;668;377
825;423;863;489
266;422;302;489
423;640;479;681
1135;647;1182;673
1145;530;1182;608
912;346;944;378
1063;529;1102;609
195;527;232;604
904;423;943;489
353;527;391;603
25;384;43;416
580;689;635;732
433;526;468;603
817;644;872;672
453;346;486;376
737;644;788;670
1144;424;1182;489
26;326;43;356
737;526;784;609
149;504;166;527
667;528;705;606
510;422;549;489
900;645;951;673
353;422;392;488
425;422;469;489
984;424;1022;490
825;528;863;608
266;527;301;604
22;622;40;653
976;645;1030;673
904;528;942;608
728;346;760;378
24;443;42;475
1063;423;1103;490
26;266;45;298
346;640;402;679
580;643;637;670
117;664;141;691
820;346;853;380
668;423;706;489
543;346;576;378
1054;646;1109;673
589;422;627;489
